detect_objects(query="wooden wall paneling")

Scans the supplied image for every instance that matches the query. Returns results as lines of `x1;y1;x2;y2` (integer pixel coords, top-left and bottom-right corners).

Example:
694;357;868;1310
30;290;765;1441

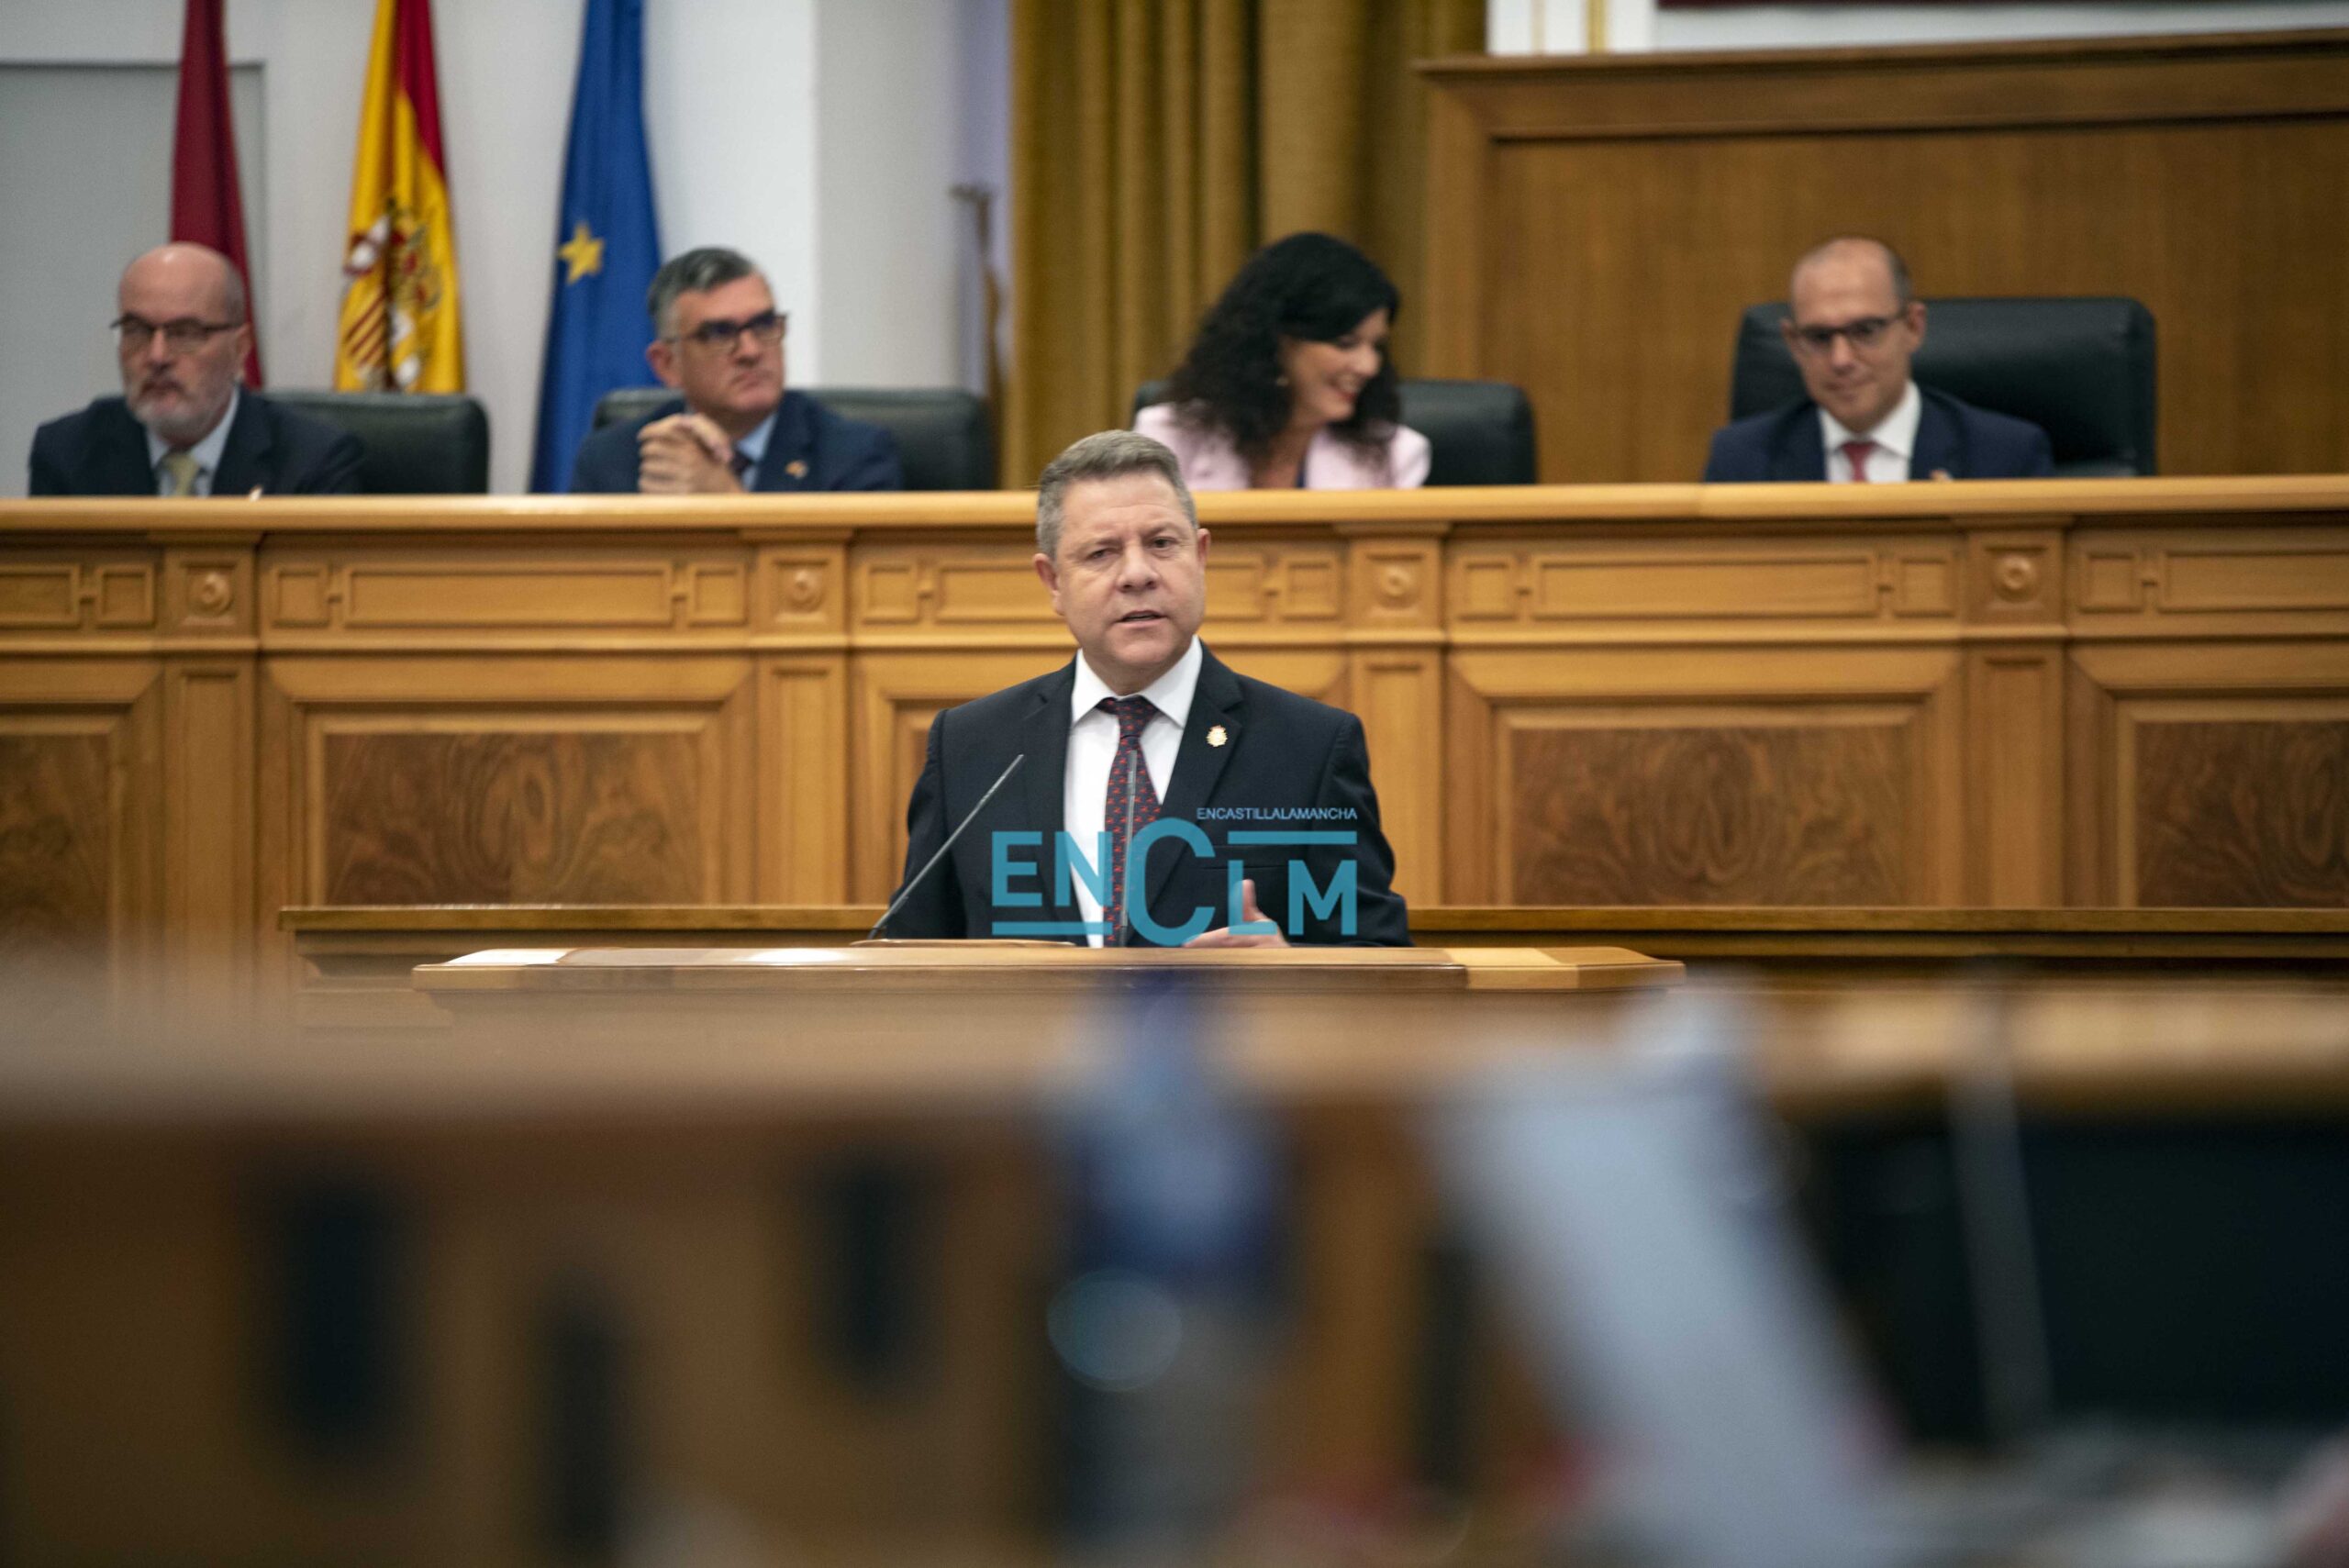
164;662;255;1017
2071;641;2349;907
1421;33;2349;481
848;649;1075;905
1448;644;1965;905
1442;660;1501;904
1420;83;1489;379
159;540;259;1015
2064;649;2121;906
1965;650;2065;906
1963;526;2066;905
0;658;164;1005
261;539;759;646
1342;522;1449;905
759;655;852;904
261;653;760;917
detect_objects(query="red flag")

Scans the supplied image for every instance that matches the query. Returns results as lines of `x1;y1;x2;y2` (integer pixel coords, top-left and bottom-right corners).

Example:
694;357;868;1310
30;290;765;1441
171;0;263;385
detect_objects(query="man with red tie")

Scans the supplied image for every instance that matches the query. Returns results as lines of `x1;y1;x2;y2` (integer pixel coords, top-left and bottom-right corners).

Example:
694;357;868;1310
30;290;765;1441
1703;237;2053;484
884;429;1410;947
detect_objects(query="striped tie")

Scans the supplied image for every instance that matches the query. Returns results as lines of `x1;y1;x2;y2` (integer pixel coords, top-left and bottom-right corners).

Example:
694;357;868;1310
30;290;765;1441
158;450;201;496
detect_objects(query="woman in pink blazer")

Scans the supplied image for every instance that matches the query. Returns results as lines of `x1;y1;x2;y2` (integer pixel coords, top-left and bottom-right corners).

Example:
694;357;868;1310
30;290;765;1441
1135;233;1431;492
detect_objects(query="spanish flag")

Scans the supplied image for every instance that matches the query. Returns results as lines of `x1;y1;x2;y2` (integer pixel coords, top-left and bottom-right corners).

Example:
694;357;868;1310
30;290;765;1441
334;0;463;392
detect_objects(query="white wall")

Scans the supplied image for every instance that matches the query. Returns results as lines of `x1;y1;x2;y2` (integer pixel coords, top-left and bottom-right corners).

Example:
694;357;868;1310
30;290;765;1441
0;0;1008;495
1488;0;2349;54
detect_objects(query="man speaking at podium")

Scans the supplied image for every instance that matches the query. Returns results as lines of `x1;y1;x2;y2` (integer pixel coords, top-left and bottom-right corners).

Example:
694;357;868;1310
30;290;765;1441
883;430;1409;947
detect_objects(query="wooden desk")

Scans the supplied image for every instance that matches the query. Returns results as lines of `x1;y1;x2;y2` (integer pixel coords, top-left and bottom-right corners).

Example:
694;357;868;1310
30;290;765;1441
6;479;2349;1011
283;904;2349;1115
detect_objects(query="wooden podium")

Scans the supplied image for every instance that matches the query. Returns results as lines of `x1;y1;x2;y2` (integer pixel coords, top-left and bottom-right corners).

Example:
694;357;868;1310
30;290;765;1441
408;942;1682;1109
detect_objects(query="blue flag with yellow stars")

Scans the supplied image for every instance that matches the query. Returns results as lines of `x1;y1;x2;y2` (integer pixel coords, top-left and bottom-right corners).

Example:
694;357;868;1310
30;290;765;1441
529;0;661;492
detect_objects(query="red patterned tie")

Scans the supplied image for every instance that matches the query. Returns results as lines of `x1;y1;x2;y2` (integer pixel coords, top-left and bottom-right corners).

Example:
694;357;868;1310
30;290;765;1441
1099;695;1163;940
1841;438;1877;483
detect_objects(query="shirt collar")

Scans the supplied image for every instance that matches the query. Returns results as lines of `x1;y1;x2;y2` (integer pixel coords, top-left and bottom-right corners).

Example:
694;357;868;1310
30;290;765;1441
729;407;780;473
146;386;239;489
1820;378;1922;462
1069;634;1203;732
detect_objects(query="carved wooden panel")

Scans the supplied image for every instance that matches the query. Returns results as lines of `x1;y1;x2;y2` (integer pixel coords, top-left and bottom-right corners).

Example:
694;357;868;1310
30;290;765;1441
0;728;114;955
0;560;157;632
317;728;710;904
262;658;758;926
1449;541;1961;627
1505;715;1919;905
1449;646;1962;906
2073;531;2349;633
2132;717;2349;906
262;548;754;638
0;662;163;991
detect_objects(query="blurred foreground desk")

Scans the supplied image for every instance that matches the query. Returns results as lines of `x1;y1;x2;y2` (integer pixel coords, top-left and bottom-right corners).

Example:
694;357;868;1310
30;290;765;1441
405;943;1679;1108
0;943;1673;1563
286;903;2349;1113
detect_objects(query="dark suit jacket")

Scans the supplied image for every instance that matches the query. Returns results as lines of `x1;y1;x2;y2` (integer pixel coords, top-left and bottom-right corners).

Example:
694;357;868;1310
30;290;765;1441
1702;385;2054;483
28;394;363;496
566;389;902;494
885;646;1411;946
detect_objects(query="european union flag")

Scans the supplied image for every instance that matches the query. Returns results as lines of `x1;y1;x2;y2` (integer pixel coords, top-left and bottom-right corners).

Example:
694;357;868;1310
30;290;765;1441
529;0;661;492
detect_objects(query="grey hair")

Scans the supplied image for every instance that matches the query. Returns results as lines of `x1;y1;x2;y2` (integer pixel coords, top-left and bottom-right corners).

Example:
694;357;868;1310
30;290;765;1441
1789;235;1913;310
646;246;762;338
1035;430;1197;557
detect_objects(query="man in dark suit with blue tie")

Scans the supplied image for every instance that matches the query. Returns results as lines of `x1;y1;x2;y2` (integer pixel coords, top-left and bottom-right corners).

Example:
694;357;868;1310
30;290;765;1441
568;246;901;495
1703;238;2053;484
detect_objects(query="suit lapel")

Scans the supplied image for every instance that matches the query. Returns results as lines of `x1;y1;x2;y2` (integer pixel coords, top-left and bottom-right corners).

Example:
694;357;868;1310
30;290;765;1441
1145;646;1242;914
96;403;158;494
1911;391;1964;480
754;394;813;492
1011;662;1081;936
1771;405;1828;482
211;394;271;496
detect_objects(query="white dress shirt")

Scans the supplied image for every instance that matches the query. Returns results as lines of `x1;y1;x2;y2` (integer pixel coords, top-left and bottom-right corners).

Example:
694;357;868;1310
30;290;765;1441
144;387;239;495
1063;636;1203;945
1820;380;1922;484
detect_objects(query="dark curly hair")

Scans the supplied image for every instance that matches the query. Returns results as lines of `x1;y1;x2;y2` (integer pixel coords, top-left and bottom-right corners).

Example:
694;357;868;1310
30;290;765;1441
1161;232;1403;467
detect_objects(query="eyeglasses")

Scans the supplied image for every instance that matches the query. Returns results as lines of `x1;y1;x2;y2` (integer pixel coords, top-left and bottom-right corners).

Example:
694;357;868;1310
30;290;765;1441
113;315;241;354
1787;312;1906;355
671;310;787;350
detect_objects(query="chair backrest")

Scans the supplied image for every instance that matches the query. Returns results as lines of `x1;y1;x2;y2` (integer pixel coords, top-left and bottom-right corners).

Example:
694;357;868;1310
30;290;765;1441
591;386;996;491
267;390;490;494
1129;377;1538;486
1729;297;2158;478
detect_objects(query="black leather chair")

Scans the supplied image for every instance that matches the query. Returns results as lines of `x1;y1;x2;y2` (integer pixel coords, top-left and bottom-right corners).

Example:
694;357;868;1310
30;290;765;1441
267;390;490;494
591;386;995;491
1130;378;1538;486
1728;297;2158;478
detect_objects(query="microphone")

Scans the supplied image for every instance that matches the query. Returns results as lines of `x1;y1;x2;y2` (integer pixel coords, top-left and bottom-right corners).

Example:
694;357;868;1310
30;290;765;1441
866;752;1025;941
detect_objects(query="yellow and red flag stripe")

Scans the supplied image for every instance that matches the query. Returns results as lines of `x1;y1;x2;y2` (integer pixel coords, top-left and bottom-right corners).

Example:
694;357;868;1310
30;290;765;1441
334;0;463;392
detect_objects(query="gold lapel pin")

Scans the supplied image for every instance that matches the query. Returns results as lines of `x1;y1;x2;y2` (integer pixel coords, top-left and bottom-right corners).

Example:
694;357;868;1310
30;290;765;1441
1207;725;1228;748
785;459;808;480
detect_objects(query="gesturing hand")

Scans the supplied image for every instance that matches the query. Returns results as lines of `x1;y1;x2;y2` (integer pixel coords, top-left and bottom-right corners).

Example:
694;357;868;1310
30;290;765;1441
1182;877;1289;949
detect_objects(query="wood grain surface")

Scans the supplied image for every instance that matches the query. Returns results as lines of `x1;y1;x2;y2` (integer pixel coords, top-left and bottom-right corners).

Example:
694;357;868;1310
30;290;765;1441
320;729;709;906
1508;720;1912;904
2134;718;2349;906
